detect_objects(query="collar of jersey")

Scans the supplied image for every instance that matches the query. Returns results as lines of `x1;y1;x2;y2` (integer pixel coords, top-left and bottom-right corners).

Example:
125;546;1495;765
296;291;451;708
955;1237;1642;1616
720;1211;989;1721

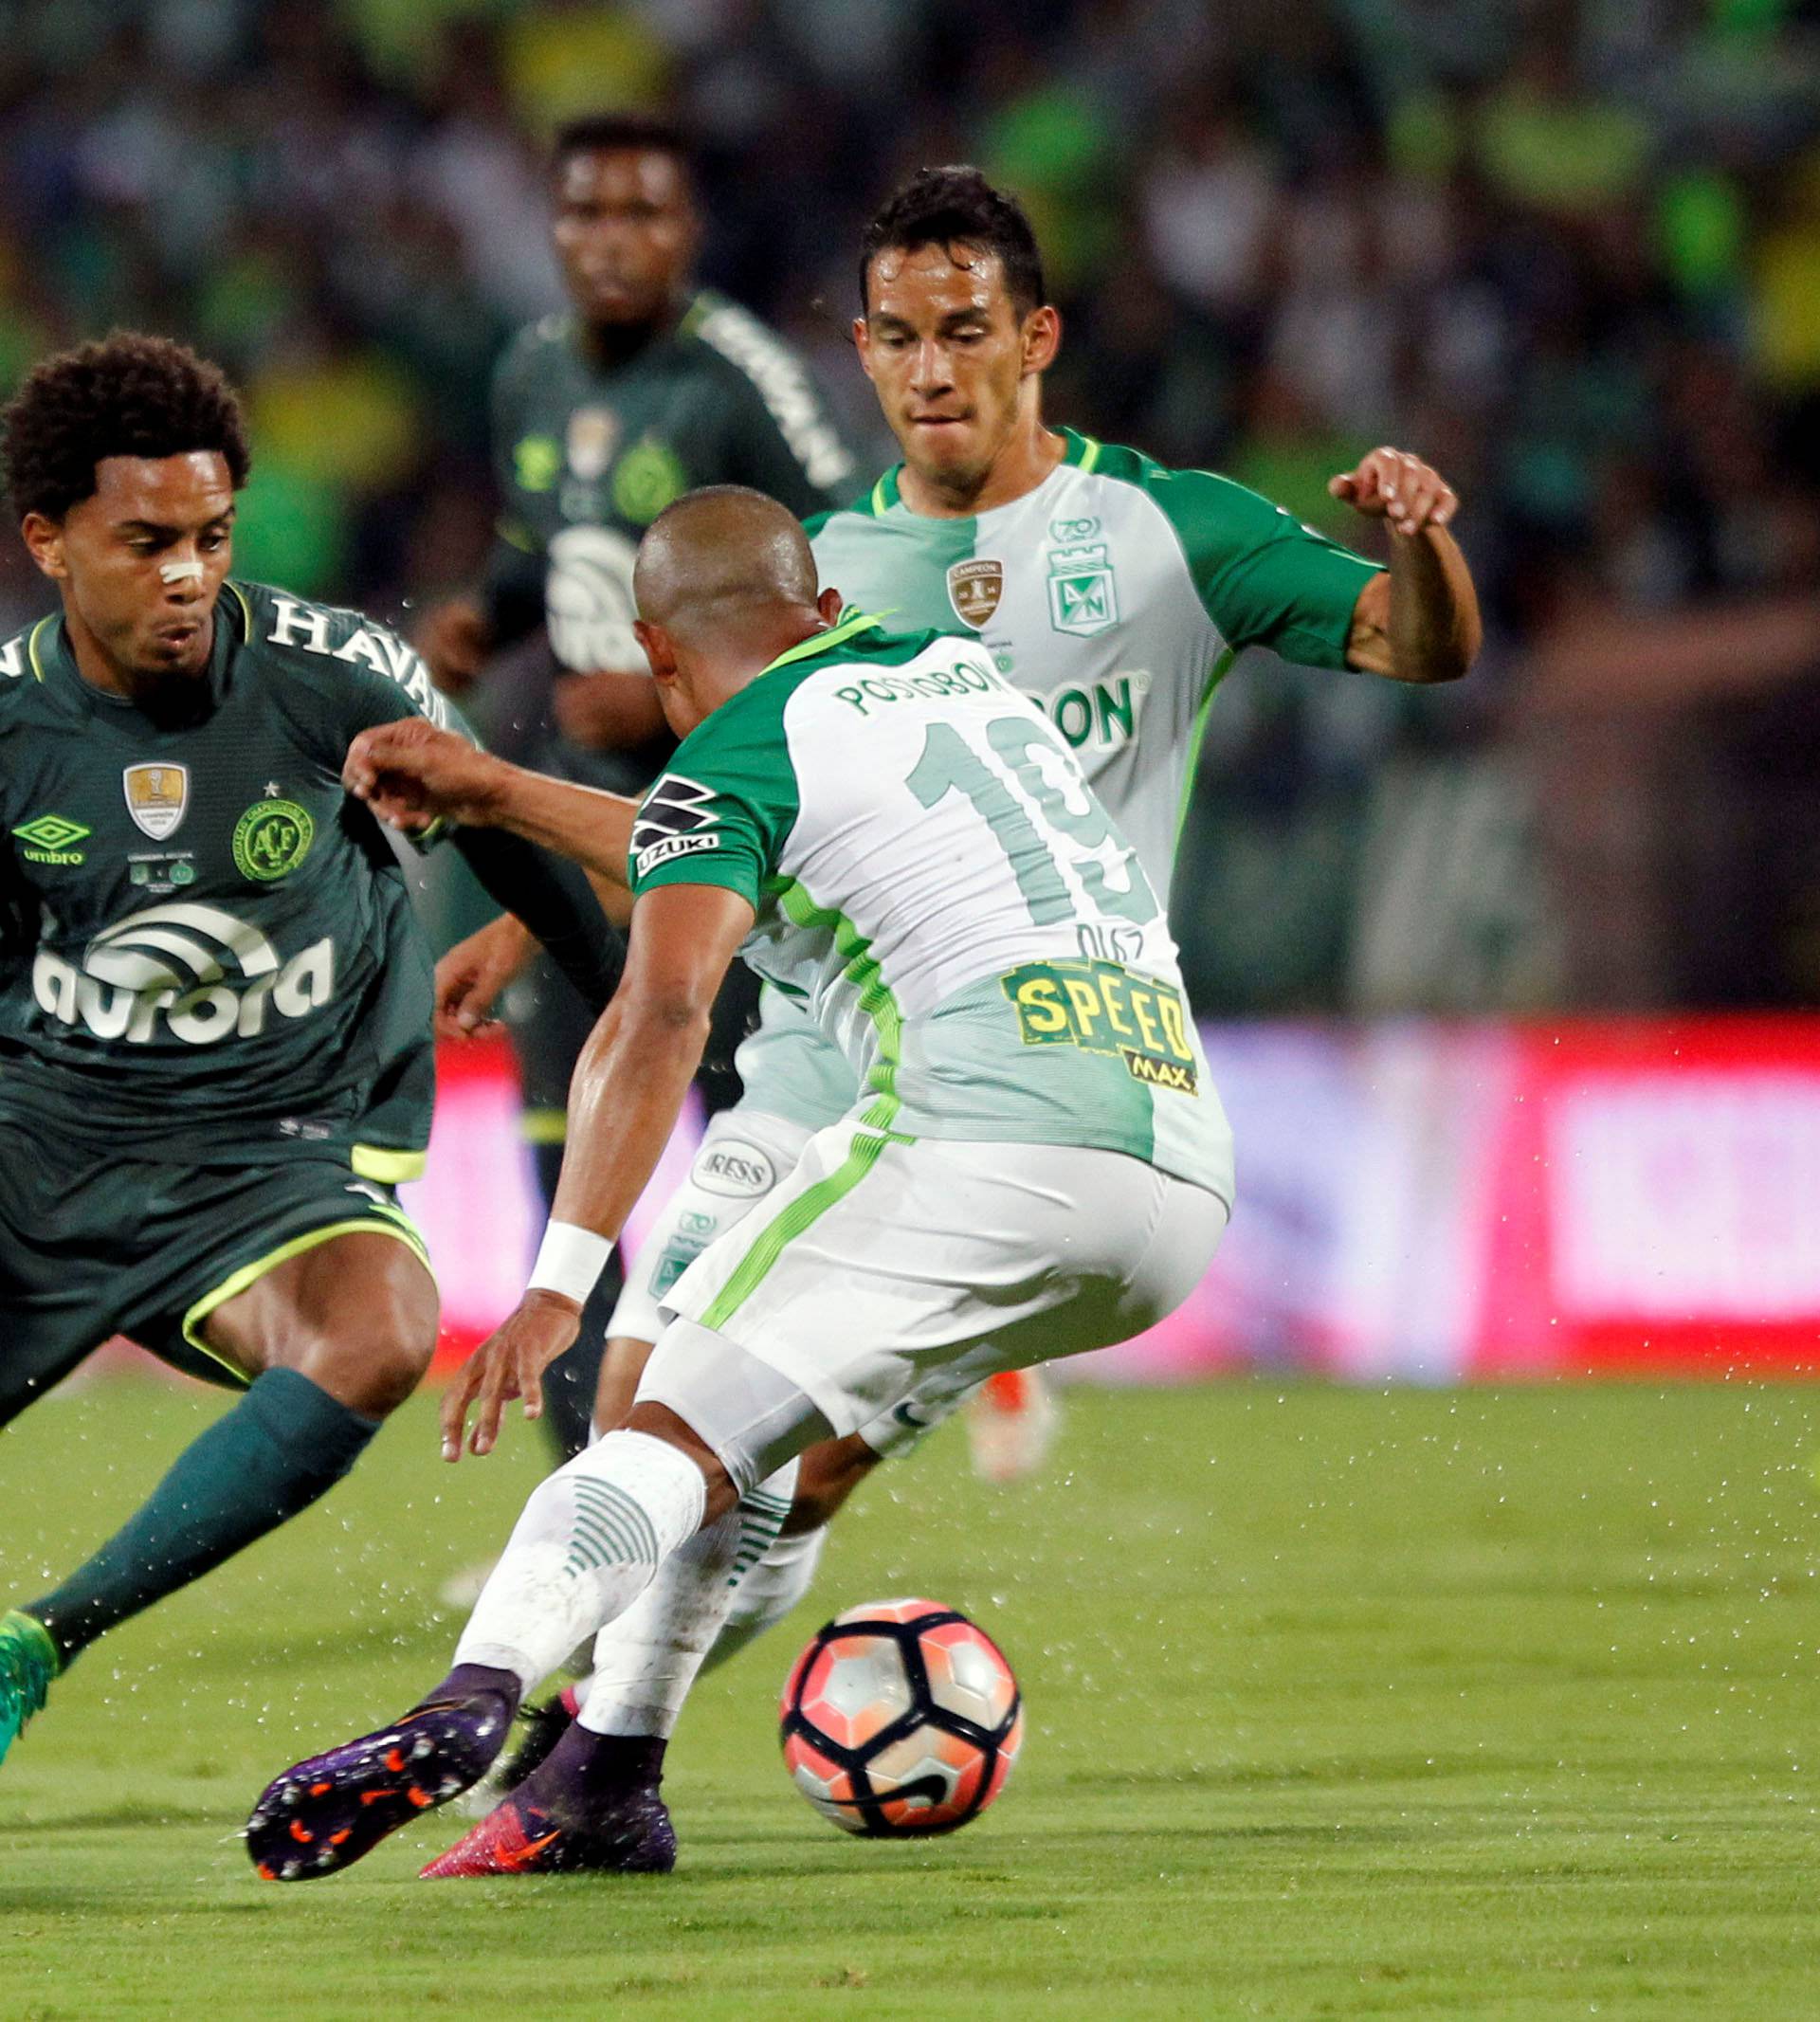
36;581;250;713
758;607;885;677
867;426;1101;518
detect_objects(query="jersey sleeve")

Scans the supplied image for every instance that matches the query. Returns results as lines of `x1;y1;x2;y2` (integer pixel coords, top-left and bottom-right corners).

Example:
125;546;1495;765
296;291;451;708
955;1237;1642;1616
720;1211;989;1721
688;301;858;518
728;385;854;519
628;699;800;908
1148;467;1382;670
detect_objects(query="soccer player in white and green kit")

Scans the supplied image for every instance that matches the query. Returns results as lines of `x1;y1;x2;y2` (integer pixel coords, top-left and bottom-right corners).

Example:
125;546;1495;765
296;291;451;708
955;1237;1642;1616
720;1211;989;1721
249;484;1240;1877
425;169;1481;1832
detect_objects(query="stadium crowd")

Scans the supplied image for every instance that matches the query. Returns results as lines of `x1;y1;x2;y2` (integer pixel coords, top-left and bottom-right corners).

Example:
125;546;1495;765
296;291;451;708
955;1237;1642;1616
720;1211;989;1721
0;0;1814;1008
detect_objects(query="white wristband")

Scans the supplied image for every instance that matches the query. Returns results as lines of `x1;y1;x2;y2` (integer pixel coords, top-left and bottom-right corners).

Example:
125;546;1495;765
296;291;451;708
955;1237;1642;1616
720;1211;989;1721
527;1220;613;1305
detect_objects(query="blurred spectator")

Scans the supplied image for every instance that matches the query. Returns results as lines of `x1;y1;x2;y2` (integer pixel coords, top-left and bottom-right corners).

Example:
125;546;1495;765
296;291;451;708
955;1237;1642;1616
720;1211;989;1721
0;0;1814;1009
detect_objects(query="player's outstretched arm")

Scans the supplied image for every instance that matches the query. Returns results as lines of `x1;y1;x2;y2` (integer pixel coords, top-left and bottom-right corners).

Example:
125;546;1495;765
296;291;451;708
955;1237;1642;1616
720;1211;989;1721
1330;446;1482;683
441;881;755;1461
344;717;640;886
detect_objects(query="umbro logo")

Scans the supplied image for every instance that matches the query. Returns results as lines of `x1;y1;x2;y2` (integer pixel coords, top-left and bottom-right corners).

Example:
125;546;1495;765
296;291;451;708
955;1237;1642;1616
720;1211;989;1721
13;812;89;864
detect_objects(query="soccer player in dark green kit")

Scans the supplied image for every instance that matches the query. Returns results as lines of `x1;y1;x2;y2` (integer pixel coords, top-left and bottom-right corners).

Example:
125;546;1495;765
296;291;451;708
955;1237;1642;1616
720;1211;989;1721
0;333;622;1762
418;113;856;1464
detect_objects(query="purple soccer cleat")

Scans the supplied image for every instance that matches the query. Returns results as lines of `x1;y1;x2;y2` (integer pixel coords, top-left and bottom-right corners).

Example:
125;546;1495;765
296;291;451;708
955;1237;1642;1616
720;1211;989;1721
421;1725;676;1879
246;1685;514;1882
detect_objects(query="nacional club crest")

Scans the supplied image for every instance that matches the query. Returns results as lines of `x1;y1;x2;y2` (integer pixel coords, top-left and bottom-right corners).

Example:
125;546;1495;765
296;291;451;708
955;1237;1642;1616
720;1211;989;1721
123;763;189;840
1046;541;1119;639
947;557;1003;628
566;406;620;483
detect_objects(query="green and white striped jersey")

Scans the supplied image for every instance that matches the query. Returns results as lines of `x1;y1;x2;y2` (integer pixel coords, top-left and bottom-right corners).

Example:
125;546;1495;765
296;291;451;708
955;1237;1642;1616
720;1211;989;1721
628;612;1232;1196
737;428;1382;1127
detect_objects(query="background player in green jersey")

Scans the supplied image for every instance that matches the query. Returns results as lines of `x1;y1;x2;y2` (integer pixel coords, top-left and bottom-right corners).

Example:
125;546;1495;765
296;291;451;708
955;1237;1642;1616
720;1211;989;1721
421;167;1482;1830
416;113;855;1464
0;335;620;1766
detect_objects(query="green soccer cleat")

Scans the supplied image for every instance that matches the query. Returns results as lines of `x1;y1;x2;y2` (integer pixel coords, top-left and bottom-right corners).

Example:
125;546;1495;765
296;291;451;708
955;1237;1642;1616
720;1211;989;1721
0;1610;59;1763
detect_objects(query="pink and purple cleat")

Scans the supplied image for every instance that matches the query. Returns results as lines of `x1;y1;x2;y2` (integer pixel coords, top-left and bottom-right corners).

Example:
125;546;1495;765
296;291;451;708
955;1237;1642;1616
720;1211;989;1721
246;1674;516;1882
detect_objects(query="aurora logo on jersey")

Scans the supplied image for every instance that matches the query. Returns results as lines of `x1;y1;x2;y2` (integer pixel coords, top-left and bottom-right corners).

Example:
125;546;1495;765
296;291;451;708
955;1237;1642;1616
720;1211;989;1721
1046;540;1119;638
1000;957;1197;1095
631;774;721;879
546;525;641;673
31;901;335;1046
122;762;189;840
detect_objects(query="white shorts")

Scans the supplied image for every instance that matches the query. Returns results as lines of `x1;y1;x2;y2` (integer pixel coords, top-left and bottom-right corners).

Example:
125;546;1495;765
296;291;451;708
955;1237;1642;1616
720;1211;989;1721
634;1125;1228;1494
607;1108;813;1345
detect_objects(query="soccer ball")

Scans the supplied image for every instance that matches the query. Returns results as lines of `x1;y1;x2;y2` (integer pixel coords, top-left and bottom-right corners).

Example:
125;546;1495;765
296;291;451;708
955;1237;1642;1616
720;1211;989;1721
779;1597;1024;1835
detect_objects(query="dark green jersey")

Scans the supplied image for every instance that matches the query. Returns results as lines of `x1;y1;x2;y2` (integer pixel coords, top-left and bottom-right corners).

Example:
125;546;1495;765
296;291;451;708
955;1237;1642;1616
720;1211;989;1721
481;294;856;788
0;580;464;1170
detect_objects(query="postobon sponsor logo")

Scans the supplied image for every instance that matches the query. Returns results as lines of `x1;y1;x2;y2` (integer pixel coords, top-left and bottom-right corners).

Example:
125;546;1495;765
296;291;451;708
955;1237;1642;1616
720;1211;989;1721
31;901;335;1046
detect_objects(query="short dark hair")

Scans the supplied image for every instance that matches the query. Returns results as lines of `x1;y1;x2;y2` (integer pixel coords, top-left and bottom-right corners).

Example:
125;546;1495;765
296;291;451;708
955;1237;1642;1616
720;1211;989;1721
552;112;694;185
859;167;1046;319
2;331;251;523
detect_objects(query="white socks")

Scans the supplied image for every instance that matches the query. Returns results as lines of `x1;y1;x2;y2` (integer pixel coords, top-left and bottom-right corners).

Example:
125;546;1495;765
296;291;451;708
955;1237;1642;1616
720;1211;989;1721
453;1430;706;1695
578;1458;805;1737
701;1521;828;1672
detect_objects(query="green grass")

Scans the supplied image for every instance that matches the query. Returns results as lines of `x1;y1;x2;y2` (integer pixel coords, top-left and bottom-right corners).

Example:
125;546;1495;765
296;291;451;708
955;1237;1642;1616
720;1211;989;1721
5;1380;1820;2021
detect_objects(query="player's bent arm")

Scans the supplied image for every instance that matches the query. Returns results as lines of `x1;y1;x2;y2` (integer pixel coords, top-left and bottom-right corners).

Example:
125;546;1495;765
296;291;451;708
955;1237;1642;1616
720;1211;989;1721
447;827;625;1015
1331;446;1481;684
441;882;755;1460
551;667;669;751
1343;530;1481;684
345;718;639;887
550;883;755;1245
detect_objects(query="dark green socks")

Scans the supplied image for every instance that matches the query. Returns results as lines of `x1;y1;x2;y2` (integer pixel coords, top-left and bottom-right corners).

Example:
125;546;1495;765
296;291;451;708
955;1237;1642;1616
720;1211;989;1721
27;1368;380;1665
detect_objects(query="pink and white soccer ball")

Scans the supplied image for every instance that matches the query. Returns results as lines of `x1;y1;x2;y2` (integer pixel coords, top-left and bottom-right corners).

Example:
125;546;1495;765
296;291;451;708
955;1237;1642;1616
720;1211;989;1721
779;1598;1024;1835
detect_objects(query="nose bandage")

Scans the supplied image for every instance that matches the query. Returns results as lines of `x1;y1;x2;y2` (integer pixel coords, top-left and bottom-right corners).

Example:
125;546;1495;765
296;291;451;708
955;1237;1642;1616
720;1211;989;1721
159;559;205;584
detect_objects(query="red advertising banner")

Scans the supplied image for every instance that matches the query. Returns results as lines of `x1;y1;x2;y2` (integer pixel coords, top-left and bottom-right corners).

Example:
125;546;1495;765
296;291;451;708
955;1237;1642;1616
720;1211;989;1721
404;1018;1820;1382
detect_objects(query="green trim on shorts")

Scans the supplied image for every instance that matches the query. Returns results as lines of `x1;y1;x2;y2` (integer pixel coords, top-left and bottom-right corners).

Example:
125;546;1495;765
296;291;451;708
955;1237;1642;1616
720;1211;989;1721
181;1214;432;1375
351;1143;428;1184
699;1125;905;1331
699;877;915;1329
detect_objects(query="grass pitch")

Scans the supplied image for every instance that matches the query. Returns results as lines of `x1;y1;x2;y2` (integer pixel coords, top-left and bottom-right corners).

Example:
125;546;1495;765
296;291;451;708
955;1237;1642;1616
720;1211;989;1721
4;1379;1819;2021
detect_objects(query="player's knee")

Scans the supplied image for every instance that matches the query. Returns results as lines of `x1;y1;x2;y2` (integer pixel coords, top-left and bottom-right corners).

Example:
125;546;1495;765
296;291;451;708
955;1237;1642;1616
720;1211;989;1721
788;1434;880;1533
348;1325;435;1417
299;1270;438;1418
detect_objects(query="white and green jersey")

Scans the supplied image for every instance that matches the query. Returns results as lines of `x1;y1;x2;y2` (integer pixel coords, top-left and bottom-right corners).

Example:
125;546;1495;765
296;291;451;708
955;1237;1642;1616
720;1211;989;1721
737;427;1381;1126
628;612;1231;1197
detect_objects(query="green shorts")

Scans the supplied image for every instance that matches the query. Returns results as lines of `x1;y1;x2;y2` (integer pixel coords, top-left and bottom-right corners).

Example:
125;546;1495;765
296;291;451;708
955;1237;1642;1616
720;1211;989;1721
0;1129;430;1426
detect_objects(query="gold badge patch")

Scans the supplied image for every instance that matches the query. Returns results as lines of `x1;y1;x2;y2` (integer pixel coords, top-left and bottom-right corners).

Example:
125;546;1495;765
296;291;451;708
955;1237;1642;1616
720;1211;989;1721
566;406;620;483
122;763;189;841
947;557;1003;628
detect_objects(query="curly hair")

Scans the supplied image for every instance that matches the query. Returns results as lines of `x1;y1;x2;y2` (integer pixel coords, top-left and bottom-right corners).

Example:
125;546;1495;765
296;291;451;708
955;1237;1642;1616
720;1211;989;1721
859;167;1046;319
1;331;251;523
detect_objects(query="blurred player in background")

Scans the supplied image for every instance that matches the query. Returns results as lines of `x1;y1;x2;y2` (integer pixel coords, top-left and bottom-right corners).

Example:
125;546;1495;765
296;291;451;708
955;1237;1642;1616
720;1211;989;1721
0;335;619;1766
416;113;855;1465
433;165;1482;1828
